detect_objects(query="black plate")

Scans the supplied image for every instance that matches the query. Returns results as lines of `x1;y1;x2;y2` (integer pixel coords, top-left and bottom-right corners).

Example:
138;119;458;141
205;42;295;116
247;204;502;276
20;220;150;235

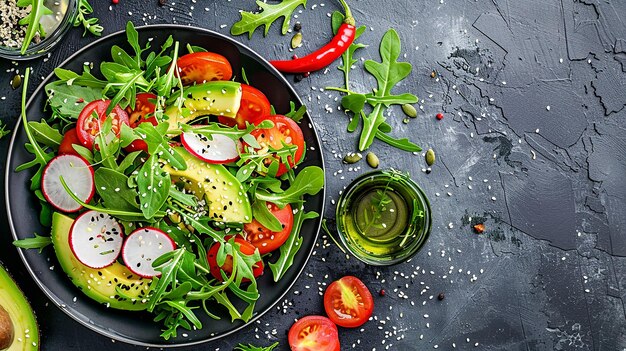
5;25;325;347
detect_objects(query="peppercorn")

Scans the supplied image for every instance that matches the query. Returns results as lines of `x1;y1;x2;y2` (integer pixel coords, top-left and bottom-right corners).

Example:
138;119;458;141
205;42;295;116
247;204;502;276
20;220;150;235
292;54;299;60
158;0;167;6
294;22;302;32
303;72;310;78
379;289;386;297
294;74;304;83
473;223;485;234
437;293;445;301
436;113;444;120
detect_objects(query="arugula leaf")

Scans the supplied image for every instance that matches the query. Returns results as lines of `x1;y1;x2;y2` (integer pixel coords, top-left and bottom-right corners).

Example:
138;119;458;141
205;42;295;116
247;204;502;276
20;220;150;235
13;233;52;253
45;83;103;119
28;120;62;147
74;0;103;36
17;0;53;54
359;29;413;151
255;166;324;208
375;130;421;152
231;0;307;38
0;121;10;140
284;102;307;123
269;209;319;281
235;342;280;351
251;200;282;232
94;168;140;211
332;11;367;90
137;154;170;219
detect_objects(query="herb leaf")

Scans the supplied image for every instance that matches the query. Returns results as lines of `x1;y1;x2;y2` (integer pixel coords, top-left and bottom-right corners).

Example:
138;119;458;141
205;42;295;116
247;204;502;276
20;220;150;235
252;200;283;232
359;29;413;150
235;342;280;351
269;209;318;281
13;233;52;253
255;166;324;208
231;0;307;38
94;168;140;211
74;0;103;36
332;11;367;90
137;154;170;219
17;0;53;54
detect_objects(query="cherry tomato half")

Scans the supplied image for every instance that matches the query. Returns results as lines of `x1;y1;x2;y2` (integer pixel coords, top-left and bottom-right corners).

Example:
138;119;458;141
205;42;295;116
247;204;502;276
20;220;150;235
249;115;305;177
244;203;293;254
124;93;158;153
218;84;271;129
206;236;264;282
58;128;81;156
288;315;340;351
76;100;129;150
323;276;374;328
177;52;233;86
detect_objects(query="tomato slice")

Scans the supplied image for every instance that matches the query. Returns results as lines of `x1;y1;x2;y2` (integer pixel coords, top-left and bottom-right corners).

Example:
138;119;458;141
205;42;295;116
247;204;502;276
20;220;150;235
249;115;305;177
244;203;293;254
58;128;81;156
288;315;340;351
124;93;158;153
324;276;374;328
206;236;264;282
177;52;233;86
76;100;129;150
218;84;271;129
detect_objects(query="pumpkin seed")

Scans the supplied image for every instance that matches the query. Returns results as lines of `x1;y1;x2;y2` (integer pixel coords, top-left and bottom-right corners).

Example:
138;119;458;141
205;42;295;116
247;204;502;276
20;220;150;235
366;152;379;168
401;103;417;118
425;149;436;166
291;32;303;49
343;153;362;164
10;74;21;90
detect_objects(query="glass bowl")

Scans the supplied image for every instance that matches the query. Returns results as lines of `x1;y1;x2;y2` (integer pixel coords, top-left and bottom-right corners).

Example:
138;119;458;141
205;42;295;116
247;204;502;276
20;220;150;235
336;169;432;266
0;0;77;60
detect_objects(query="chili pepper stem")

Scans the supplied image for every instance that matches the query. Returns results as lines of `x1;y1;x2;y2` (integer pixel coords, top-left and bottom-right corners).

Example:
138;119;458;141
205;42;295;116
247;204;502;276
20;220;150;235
338;0;355;26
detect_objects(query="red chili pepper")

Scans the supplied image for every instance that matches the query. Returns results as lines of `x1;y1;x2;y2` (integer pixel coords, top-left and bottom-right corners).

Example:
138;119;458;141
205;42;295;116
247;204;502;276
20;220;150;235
270;0;356;74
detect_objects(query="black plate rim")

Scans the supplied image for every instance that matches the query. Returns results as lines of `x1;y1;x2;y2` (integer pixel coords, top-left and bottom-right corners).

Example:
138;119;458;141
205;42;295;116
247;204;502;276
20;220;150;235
5;24;326;348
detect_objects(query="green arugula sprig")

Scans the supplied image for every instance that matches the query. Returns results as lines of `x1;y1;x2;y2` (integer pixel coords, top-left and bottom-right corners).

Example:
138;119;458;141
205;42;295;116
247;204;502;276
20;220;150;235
0;121;11;140
231;0;307;38
331;11;367;91
17;0;52;54
13;233;52;253
74;0;103;36
235;342;280;351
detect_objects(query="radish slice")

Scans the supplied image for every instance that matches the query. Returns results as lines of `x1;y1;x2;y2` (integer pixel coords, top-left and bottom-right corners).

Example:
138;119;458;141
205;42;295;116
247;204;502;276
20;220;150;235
181;130;240;164
122;227;176;278
69;210;124;269
41;154;94;213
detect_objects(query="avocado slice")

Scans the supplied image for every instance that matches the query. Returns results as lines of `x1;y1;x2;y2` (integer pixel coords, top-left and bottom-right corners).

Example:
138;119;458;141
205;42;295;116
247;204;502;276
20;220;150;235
0;265;39;351
50;212;150;311
165;81;242;131
164;147;252;223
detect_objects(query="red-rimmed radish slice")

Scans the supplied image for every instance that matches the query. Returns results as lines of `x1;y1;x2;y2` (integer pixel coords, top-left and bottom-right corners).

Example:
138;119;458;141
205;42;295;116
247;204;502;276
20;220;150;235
122;227;176;278
181;130;240;164
69;210;124;269
41;154;95;213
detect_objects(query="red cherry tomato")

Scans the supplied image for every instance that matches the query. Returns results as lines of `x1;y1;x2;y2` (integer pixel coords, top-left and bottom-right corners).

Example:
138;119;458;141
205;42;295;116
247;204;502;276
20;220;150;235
58;128;81;156
177;52;233;85
76;100;129;150
218;84;271;129
288;315;340;351
124;93;158;153
206;236;264;282
323;276;374;328
244;203;293;254
249;115;305;177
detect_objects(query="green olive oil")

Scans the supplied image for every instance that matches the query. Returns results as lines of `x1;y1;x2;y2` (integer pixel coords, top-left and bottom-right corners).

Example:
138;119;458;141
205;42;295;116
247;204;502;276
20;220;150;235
336;170;431;265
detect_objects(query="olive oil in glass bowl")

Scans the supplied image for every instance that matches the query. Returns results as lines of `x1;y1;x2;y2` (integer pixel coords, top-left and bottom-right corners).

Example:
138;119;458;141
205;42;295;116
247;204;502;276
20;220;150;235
336;170;431;266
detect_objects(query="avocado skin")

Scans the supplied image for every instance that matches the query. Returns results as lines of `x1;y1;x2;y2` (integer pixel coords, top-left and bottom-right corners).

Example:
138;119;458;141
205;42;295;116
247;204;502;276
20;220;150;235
164;81;242;131
0;265;39;351
165;147;252;223
50;212;150;311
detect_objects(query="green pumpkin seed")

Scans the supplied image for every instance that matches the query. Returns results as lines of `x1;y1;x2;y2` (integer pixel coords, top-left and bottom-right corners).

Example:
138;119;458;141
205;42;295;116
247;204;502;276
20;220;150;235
401;103;417;118
425;149;436;166
291;32;303;49
10;74;21;90
366;152;379;168
343;153;362;164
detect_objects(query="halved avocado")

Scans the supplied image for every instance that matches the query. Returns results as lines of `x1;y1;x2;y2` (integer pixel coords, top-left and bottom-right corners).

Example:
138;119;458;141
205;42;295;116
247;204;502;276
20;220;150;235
0;265;39;351
50;212;150;311
164;147;252;223
164;81;242;131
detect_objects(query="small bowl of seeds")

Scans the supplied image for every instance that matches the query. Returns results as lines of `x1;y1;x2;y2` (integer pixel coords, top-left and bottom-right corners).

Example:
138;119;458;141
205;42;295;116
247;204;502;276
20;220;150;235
0;0;78;60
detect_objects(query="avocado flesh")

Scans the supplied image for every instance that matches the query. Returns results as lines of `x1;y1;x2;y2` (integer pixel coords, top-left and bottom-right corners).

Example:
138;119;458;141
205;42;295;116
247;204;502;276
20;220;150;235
164;147;252;223
0;265;38;351
50;212;150;311
165;81;242;132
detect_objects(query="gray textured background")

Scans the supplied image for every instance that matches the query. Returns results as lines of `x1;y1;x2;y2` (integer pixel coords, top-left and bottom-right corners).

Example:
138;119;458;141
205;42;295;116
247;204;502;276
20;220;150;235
1;0;625;350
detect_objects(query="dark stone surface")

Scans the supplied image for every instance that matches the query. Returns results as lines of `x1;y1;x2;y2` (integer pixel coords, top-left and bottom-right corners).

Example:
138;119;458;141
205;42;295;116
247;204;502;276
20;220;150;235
0;0;625;350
